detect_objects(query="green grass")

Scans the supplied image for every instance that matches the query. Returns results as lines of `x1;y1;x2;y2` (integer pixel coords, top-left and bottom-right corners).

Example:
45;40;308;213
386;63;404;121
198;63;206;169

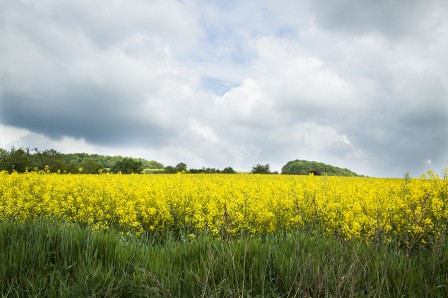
1;220;448;297
143;168;164;174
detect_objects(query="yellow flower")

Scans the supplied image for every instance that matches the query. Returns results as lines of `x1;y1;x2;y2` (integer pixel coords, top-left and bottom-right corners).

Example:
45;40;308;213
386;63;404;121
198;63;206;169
0;167;446;243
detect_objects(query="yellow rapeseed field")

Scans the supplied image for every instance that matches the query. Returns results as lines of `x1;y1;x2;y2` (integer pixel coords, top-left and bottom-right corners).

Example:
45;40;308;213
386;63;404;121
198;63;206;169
0;170;447;244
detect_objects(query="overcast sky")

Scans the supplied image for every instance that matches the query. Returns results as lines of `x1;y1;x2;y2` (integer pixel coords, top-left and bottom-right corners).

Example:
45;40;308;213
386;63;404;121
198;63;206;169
1;0;447;177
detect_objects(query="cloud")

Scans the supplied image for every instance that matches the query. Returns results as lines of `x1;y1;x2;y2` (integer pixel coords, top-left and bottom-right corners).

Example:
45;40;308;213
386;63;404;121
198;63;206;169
0;0;206;147
309;0;448;39
210;24;448;175
1;0;447;177
0;125;30;148
0;124;98;154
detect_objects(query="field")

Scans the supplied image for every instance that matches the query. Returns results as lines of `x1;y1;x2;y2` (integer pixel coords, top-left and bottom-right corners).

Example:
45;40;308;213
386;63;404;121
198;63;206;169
1;170;448;296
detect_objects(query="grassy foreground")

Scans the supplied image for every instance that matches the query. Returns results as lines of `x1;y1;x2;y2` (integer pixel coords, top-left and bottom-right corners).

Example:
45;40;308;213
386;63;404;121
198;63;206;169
1;220;448;297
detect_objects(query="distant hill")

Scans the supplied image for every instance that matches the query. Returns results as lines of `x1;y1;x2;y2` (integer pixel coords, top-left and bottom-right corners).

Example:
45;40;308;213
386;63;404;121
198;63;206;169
281;160;360;176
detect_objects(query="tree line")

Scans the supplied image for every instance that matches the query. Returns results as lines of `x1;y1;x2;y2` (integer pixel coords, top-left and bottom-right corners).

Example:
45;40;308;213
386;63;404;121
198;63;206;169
0;147;162;174
0;147;360;176
162;162;237;174
281;159;360;176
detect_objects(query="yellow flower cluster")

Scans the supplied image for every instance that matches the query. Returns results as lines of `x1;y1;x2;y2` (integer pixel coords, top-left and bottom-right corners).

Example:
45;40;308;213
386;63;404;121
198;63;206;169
0;170;447;243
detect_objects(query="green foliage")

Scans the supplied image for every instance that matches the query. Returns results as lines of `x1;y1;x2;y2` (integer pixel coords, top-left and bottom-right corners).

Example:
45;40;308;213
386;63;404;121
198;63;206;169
31;149;66;172
143;168;164;174
111;157;144;174
221;167;236;174
189;167;216;174
174;162;187;173
0;147;30;173
163;163;188;174
1;220;448;297
0;147;164;174
282;159;360;176
145;160;164;169
251;163;271;174
164;165;237;174
80;159;104;174
163;165;176;174
0;148;8;171
63;153;164;170
187;165;239;174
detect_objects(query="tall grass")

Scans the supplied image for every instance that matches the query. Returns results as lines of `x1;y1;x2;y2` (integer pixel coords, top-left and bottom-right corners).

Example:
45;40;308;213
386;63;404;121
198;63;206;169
1;220;448;297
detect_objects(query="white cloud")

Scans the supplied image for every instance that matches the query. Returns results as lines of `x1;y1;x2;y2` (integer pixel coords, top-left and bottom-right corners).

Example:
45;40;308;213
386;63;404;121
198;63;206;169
215;78;274;126
0;124;99;154
293;123;350;150
188;120;219;143
0;125;30;148
1;0;447;177
252;36;359;111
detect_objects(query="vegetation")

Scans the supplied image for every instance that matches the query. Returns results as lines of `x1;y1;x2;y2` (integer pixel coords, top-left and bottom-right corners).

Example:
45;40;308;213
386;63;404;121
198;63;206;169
163;163;236;174
1;169;446;243
63;153;163;170
184;166;236;174
1;147;361;176
189;167;222;174
251;163;272;174
282;159;360;176
0;147;164;174
0;147;31;173
221;166;236;174
2;220;448;297
143;168;164;174
111;157;144;174
1;167;447;296
163;163;188;174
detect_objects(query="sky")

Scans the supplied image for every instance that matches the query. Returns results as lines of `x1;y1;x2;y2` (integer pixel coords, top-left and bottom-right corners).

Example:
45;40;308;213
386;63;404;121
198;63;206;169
0;0;447;177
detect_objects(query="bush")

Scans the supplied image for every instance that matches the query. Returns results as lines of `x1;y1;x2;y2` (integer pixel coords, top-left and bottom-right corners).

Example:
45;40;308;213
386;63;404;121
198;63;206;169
282;160;359;176
221;167;236;174
0;147;30;173
111;157;143;174
251;164;271;174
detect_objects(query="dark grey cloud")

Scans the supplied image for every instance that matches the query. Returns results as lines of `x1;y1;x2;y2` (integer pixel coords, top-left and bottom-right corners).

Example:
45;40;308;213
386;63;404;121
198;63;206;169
0;88;171;147
310;0;446;38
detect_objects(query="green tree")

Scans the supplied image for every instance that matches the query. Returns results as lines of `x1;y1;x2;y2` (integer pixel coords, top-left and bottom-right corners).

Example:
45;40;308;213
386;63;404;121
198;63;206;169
81;160;104;174
251;164;271;174
1;147;31;173
221;167;236;174
0;148;8;171
111;158;143;174
66;160;80;174
163;166;176;174
145;160;164;169
30;149;66;172
174;162;187;173
281;159;359;176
